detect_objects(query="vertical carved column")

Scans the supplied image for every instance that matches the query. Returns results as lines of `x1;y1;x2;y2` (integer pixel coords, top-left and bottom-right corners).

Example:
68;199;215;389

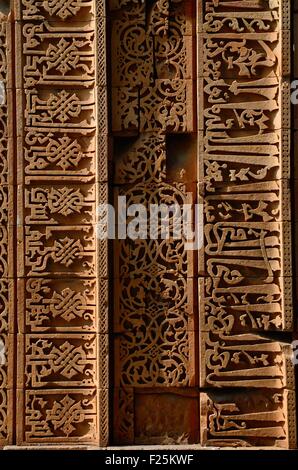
110;0;197;444
198;0;296;447
0;11;13;447
14;0;108;445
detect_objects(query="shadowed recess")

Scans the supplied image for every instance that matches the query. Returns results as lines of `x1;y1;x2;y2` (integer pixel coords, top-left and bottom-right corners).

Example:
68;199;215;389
0;0;10;14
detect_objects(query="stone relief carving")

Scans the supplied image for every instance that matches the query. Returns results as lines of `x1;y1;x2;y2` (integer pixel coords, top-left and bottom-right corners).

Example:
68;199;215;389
111;0;197;444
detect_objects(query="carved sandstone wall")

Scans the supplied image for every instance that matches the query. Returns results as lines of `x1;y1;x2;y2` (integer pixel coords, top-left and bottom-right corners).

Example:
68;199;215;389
0;0;296;448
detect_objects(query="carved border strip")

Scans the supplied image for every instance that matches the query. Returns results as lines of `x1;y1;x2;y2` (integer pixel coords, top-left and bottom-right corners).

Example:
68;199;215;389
0;12;14;448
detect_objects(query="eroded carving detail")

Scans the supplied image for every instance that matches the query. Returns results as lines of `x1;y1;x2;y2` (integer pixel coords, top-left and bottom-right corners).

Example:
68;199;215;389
111;0;194;134
24;389;97;442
